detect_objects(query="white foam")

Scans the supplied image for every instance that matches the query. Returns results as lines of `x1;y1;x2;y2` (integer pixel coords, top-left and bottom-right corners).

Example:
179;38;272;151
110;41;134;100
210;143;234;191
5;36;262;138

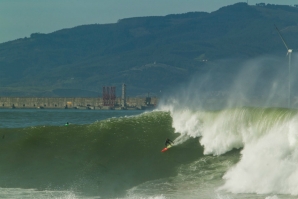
159;103;298;195
0;187;82;199
218;114;298;195
265;196;279;199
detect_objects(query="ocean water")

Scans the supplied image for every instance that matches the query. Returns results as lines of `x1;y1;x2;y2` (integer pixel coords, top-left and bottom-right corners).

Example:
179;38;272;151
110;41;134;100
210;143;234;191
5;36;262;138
0;106;298;199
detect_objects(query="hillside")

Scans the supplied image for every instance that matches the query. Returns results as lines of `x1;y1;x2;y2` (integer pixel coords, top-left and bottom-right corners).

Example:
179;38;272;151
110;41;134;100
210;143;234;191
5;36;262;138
0;3;298;97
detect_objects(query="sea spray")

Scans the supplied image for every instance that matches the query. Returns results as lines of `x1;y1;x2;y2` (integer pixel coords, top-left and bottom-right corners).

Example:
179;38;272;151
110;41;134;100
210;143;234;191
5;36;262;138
219;112;298;195
159;104;298;195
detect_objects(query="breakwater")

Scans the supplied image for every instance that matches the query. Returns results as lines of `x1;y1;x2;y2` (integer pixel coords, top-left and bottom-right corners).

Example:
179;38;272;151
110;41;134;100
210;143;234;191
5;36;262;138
0;97;158;110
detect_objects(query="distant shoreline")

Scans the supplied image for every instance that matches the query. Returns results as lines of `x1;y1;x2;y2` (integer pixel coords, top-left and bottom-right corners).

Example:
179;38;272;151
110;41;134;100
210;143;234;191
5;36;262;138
0;97;158;110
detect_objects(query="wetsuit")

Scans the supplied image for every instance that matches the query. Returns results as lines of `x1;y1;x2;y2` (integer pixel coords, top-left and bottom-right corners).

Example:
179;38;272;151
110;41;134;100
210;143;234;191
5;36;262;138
165;138;174;147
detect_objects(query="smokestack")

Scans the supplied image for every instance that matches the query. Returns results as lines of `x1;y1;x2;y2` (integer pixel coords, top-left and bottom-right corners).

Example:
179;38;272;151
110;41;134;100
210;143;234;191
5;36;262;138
122;83;126;108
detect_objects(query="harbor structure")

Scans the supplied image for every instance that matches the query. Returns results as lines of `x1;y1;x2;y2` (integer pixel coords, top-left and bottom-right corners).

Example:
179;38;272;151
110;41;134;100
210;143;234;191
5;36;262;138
0;84;157;110
0;96;157;110
122;83;127;109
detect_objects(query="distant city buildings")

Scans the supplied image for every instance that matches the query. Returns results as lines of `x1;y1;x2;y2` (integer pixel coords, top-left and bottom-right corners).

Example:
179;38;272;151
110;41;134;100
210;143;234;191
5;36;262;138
255;3;298;8
256;3;266;6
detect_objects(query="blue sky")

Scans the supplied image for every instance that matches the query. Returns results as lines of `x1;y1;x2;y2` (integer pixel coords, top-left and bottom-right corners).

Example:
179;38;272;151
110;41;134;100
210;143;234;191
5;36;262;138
1;0;297;43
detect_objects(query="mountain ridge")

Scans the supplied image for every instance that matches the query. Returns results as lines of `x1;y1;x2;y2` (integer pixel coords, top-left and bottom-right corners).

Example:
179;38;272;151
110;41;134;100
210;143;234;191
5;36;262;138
1;2;298;97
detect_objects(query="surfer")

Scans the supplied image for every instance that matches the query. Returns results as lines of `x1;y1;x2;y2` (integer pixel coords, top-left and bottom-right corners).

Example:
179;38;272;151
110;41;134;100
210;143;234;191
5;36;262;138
165;138;174;147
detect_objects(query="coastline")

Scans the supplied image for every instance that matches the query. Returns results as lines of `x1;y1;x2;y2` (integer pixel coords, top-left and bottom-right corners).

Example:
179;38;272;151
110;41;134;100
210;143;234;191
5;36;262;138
0;96;158;110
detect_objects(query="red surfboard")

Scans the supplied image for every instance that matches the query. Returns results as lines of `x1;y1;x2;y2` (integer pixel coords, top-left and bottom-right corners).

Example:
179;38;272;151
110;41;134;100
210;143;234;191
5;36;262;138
161;145;173;152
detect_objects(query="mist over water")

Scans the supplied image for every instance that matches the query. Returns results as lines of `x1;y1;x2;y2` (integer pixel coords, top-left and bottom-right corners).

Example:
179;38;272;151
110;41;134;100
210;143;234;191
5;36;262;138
157;55;298;196
161;54;298;110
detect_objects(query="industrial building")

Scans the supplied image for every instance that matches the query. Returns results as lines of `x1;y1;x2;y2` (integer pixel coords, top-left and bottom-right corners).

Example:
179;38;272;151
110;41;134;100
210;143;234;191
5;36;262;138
0;84;158;110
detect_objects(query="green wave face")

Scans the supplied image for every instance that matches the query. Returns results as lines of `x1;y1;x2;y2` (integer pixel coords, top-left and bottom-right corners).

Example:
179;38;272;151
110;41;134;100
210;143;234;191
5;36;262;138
0;111;203;198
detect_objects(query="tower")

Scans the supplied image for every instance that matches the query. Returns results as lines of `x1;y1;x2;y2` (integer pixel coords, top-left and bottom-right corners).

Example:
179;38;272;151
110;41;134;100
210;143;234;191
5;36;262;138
103;86;116;107
102;86;110;106
122;83;126;108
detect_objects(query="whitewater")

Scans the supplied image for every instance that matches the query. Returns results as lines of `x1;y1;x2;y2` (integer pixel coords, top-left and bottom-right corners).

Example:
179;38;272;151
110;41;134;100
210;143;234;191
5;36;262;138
158;105;298;198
